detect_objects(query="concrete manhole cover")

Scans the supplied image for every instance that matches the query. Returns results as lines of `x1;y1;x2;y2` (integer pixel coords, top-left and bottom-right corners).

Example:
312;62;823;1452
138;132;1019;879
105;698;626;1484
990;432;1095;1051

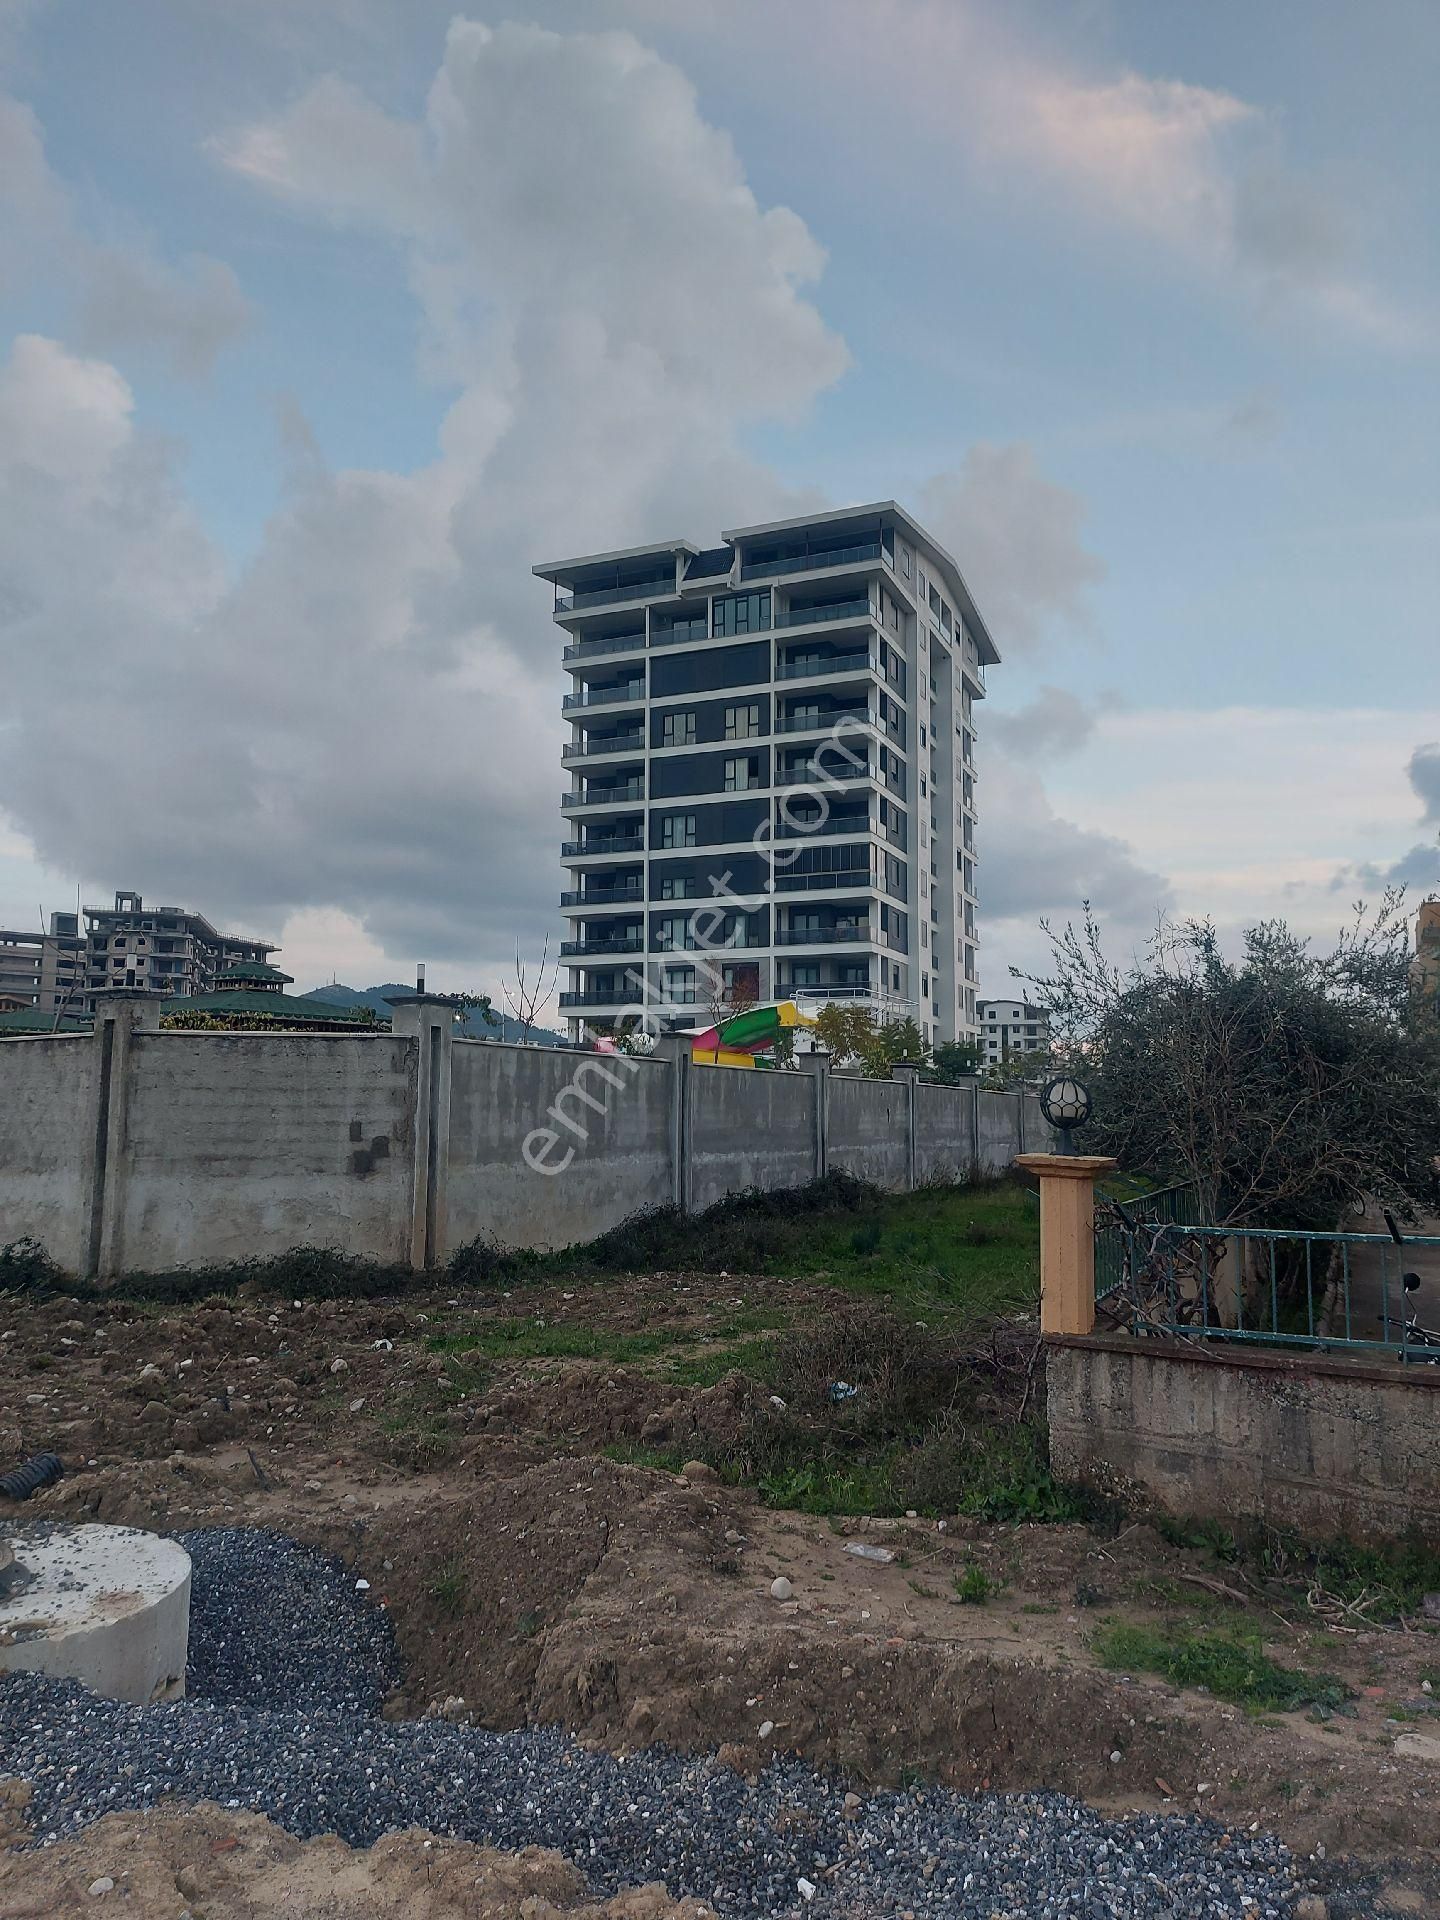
0;1524;191;1704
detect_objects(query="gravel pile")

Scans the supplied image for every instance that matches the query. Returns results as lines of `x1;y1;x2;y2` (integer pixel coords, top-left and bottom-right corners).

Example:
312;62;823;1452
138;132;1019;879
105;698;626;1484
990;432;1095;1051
0;1529;1328;1918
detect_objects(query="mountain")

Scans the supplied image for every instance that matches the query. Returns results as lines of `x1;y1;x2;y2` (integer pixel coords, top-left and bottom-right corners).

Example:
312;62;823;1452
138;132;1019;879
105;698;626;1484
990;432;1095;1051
302;983;567;1047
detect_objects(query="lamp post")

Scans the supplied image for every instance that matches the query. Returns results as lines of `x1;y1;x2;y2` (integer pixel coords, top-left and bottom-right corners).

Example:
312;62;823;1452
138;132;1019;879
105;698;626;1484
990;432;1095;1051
1019;1075;1112;1336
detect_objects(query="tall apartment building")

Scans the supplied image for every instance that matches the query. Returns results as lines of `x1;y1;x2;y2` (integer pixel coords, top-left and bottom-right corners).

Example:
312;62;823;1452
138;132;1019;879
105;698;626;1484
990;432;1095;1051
82;890;275;1004
536;504;999;1046
977;996;1051;1067
0;911;86;1013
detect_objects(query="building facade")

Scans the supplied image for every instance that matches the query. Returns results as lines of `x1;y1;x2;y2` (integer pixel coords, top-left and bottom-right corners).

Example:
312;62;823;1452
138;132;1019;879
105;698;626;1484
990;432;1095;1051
82;891;275;1005
977;996;1051;1068
0;911;86;1014
536;503;999;1046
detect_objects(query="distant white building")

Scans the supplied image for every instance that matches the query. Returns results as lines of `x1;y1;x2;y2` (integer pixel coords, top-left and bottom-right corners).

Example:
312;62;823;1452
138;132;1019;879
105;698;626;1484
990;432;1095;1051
976;996;1050;1066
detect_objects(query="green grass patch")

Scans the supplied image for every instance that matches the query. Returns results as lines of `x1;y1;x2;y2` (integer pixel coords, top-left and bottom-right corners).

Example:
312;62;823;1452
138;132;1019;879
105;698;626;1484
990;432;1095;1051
429;1320;676;1365
954;1564;996;1604
668;1337;776;1389
1094;1622;1350;1715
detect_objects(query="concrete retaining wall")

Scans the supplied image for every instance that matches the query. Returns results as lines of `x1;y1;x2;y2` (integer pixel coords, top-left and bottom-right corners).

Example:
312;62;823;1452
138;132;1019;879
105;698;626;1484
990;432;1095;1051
0;1015;1045;1277
1047;1334;1440;1542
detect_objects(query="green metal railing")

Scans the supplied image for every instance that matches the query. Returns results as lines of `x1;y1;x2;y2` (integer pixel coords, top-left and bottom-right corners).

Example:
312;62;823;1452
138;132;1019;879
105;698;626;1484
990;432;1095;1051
1096;1212;1440;1362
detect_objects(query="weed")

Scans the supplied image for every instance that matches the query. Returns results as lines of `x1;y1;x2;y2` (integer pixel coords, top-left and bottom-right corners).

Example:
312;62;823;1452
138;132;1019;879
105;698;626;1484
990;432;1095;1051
1095;1623;1350;1715
430;1558;468;1616
954;1565;996;1605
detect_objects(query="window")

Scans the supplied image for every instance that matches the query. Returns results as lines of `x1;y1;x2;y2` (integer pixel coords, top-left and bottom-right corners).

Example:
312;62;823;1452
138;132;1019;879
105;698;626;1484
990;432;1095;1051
654;915;689;951
725;702;761;740
659;875;697;900
724;755;761;792
660;813;696;849
712;590;771;637
791;963;820;987
661;711;696;747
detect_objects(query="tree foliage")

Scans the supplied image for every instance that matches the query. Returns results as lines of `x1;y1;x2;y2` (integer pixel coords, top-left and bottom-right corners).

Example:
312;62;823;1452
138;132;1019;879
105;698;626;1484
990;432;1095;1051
813;1006;931;1078
1022;895;1440;1229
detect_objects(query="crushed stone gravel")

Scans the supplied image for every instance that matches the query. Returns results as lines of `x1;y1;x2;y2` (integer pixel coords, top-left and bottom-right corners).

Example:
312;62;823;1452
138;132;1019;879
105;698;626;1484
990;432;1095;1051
0;1528;1340;1919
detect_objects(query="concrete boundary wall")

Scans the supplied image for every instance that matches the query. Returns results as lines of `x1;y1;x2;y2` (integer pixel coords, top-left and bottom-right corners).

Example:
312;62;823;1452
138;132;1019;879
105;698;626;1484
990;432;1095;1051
1047;1334;1440;1542
0;1002;1048;1276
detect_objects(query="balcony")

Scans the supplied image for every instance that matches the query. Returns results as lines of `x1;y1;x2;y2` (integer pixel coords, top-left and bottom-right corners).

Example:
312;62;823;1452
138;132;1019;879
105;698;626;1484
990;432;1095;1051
559;988;647;1011
776;924;874;946
555;578;674;614
560;780;645;809
649;617;710;648
776;761;876;787
775;597;875;630
772;868;872;893
775;707;872;736
741;541;882;582
560;886;643;908
562;732;644;761
774;811;873;842
561;836;643;859
560;938;645;959
562;683;644;711
776;652;877;682
563;632;646;663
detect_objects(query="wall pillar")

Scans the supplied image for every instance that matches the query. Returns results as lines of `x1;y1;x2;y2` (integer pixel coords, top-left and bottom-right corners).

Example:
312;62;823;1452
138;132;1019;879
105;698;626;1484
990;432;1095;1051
87;989;161;1282
891;1061;920;1190
801;1048;831;1182
1013;1153;1118;1336
385;995;457;1270
652;1035;692;1212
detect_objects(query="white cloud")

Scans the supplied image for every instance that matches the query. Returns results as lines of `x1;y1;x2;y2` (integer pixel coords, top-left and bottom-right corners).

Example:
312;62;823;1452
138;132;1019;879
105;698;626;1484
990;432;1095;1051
0;80;253;379
0;21;849;989
923;444;1105;657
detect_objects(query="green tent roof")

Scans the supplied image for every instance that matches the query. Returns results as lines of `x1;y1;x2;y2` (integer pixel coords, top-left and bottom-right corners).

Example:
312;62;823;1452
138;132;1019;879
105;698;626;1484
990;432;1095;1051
162;991;381;1027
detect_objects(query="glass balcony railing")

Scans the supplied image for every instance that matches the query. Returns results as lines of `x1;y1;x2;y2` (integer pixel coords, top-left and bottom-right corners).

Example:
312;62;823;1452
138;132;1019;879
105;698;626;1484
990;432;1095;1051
562;633;646;663
649;620;710;648
561;837;643;858
560;781;645;808
776;652;877;681
562;683;644;710
555;578;674;613
777;761;876;786
560;938;645;958
774;598;875;629
775;708;872;735
775;925;874;946
772;868;871;893
560;886;643;908
741;542;882;582
562;733;644;760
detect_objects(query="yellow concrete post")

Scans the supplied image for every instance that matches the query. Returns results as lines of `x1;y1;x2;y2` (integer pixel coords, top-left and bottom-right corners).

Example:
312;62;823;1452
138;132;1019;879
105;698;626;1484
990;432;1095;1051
1014;1154;1118;1337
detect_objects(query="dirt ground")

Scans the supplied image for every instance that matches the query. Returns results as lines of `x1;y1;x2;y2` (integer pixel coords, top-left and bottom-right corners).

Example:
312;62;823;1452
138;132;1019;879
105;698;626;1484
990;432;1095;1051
1;1275;1438;1915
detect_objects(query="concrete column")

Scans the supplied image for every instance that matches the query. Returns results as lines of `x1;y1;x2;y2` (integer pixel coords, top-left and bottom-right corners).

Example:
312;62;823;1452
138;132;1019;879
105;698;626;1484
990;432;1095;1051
651;1034;692;1212
87;990;161;1282
385;995;458;1270
891;1061;920;1190
800;1048;831;1182
1014;1153;1118;1336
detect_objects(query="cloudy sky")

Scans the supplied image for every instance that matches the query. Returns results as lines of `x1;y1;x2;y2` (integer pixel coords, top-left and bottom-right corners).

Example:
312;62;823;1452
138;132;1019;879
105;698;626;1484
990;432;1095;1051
1;0;1436;998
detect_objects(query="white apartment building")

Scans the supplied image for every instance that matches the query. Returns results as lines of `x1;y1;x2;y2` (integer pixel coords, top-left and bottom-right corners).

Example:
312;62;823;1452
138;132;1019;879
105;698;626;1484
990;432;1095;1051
977;996;1051;1066
536;503;1000;1047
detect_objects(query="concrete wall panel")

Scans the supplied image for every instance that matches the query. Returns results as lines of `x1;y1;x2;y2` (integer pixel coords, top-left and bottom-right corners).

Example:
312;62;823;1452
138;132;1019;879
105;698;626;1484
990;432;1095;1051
448;1041;674;1250
0;1036;95;1272
689;1066;815;1212
827;1075;908;1189
976;1090;1024;1172
915;1081;976;1183
117;1033;415;1270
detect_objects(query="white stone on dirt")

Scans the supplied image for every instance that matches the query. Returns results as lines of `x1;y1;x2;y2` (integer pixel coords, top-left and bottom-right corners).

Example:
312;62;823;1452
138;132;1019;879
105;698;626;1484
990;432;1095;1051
758;1721;775;1739
769;1577;793;1601
844;1542;893;1565
329;1358;348;1374
1109;1751;1122;1764
87;1877;114;1897
1394;1732;1440;1762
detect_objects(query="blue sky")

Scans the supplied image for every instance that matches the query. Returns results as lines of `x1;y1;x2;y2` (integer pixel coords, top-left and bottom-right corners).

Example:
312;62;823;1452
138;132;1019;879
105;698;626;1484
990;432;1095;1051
0;0;1436;992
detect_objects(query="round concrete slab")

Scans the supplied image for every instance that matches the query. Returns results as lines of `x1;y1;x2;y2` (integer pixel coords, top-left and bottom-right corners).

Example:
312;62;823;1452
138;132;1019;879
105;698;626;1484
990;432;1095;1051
0;1524;190;1704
